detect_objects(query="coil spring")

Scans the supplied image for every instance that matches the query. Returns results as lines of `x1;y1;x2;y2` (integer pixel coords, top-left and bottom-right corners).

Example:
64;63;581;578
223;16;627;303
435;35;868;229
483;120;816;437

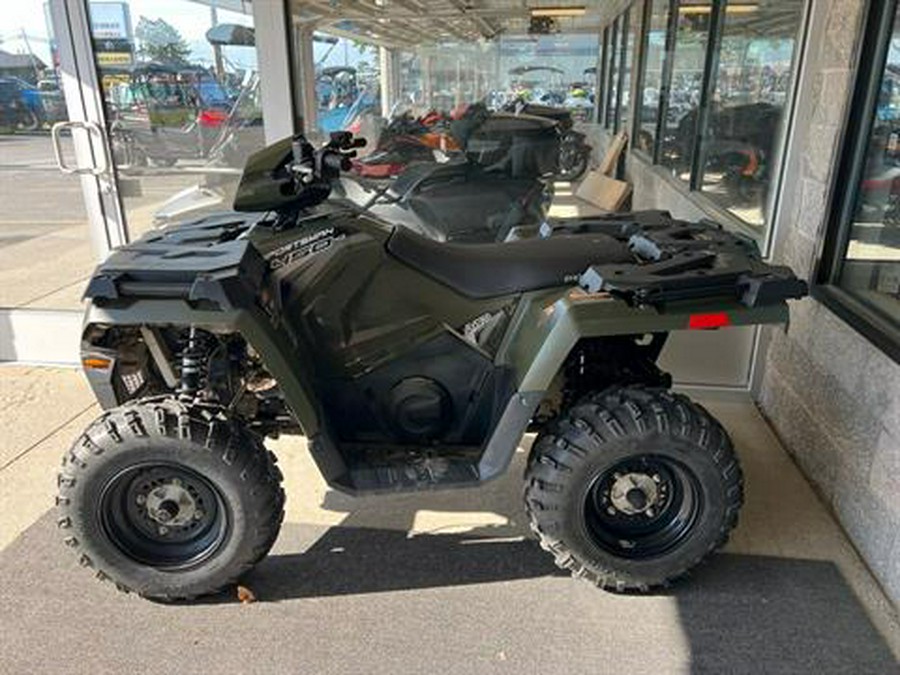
178;327;210;402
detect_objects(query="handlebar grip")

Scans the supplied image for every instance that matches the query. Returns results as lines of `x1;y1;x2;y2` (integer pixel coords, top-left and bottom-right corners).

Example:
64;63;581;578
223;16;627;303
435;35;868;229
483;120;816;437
322;153;352;172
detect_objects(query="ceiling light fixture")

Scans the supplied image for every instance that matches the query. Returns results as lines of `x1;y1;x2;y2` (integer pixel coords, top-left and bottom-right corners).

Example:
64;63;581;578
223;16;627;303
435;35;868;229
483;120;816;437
678;3;759;14
530;6;587;18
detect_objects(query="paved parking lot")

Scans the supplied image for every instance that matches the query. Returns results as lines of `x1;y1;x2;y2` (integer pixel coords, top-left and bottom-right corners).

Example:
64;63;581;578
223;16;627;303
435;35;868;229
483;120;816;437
0;368;898;674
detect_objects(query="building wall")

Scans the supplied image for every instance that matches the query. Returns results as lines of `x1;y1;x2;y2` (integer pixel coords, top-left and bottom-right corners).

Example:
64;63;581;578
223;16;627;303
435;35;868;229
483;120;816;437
600;0;900;604
758;0;900;605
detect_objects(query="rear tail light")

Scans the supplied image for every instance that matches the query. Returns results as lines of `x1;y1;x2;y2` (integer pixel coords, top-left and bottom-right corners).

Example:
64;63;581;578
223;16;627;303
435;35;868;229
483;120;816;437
198;109;228;127
688;312;731;330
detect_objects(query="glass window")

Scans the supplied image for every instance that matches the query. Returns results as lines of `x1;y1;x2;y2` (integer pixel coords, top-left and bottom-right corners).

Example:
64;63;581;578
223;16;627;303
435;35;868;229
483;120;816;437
290;6;601;160
658;1;711;182
315;38;381;137
826;5;900;348
86;0;264;236
618;9;636;134
636;0;670;154
605;19;620;128
699;1;804;230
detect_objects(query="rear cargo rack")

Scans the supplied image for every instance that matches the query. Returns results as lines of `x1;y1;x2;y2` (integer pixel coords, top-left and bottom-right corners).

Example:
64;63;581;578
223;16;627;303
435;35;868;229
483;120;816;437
548;211;808;308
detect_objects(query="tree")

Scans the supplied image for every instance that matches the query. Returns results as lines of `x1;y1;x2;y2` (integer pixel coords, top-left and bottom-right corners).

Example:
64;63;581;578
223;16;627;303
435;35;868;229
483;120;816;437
135;17;191;65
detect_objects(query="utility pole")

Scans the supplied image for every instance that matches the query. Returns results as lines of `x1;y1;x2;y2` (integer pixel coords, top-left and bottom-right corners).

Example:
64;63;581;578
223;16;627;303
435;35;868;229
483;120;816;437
21;29;42;82
210;1;225;80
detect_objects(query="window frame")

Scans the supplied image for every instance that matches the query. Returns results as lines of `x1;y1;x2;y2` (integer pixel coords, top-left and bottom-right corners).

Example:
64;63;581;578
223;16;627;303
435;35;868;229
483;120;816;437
605;17;620;128
632;0;668;161
614;9;631;133
596;26;609;125
814;0;900;363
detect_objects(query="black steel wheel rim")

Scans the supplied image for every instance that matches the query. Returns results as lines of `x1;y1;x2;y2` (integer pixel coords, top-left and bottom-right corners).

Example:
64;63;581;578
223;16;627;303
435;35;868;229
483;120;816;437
582;454;703;560
100;462;229;569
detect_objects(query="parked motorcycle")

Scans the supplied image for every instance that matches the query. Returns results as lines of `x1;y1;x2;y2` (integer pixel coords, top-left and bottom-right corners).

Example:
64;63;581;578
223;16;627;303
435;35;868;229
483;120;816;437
351;109;461;179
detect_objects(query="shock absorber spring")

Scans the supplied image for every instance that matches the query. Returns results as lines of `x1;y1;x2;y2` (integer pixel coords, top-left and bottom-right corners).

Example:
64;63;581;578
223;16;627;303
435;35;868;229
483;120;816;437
178;326;208;402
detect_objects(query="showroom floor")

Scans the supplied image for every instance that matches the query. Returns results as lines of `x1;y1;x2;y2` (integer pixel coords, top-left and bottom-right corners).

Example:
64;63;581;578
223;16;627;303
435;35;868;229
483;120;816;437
1;366;898;673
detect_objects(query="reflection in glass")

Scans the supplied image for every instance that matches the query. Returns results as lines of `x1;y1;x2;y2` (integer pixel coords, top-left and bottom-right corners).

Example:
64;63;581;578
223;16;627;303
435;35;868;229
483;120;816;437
314;39;381;137
88;0;263;235
700;1;803;230
0;0;93;310
840;8;900;324
636;0;670;154
659;1;711;182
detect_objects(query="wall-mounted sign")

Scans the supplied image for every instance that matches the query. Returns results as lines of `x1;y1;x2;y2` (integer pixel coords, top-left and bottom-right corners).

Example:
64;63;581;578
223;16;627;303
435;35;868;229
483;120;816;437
89;2;133;41
90;2;134;67
97;52;134;67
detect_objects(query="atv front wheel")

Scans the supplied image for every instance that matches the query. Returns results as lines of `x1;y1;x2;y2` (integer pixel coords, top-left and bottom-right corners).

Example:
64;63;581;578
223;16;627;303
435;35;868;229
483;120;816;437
56;398;284;600
525;387;742;591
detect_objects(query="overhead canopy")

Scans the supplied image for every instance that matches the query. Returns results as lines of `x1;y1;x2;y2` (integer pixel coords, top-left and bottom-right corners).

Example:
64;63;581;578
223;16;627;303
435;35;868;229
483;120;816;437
290;1;602;48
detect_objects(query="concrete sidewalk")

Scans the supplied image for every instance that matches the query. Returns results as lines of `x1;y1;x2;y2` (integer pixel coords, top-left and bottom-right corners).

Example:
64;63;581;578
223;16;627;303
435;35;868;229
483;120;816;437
1;366;899;673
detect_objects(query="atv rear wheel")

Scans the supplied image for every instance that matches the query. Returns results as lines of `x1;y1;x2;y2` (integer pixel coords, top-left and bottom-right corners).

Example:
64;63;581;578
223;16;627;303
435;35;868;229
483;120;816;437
558;144;590;182
56;398;284;600
525;387;742;591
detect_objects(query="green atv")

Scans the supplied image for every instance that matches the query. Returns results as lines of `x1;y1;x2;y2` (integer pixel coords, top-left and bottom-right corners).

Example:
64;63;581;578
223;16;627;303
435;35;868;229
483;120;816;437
58;132;806;600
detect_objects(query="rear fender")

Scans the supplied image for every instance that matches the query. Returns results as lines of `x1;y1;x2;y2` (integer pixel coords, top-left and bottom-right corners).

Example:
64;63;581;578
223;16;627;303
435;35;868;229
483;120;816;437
497;289;788;393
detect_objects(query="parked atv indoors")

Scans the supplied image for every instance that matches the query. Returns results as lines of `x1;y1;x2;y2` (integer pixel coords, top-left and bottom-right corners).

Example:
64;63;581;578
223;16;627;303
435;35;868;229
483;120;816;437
502;99;592;181
336;110;560;242
58;132;807;600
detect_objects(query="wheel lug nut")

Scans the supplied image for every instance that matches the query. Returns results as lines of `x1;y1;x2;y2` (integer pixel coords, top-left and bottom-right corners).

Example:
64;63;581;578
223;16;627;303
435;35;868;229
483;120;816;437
646;508;655;518
135;494;146;506
158;526;168;535
171;478;182;486
607;506;617;515
652;474;661;483
193;510;204;521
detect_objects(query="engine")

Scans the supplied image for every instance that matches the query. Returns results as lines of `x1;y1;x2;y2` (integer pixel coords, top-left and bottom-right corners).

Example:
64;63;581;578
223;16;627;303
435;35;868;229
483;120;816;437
80;324;296;436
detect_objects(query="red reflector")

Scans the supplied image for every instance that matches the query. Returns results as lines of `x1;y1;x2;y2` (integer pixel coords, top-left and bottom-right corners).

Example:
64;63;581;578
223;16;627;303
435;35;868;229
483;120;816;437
688;312;731;330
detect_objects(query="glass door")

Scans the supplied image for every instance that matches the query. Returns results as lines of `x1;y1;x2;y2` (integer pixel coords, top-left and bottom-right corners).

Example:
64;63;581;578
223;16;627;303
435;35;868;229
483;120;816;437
1;0;288;363
0;0;113;363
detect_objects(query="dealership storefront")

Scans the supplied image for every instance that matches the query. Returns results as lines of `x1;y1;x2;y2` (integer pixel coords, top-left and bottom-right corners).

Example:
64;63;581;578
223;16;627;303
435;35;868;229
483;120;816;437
0;0;898;601
1;0;760;390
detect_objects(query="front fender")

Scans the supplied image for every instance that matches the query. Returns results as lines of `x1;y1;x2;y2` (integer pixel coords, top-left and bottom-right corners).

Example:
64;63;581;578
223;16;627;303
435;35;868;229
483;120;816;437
82;300;321;436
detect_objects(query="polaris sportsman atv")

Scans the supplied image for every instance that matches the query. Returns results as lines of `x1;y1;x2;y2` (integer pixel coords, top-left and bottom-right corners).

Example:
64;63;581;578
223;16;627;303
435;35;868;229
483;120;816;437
58;131;807;600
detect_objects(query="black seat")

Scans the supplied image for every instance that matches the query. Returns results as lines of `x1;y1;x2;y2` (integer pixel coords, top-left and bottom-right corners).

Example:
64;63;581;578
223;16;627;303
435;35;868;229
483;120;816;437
386;227;632;298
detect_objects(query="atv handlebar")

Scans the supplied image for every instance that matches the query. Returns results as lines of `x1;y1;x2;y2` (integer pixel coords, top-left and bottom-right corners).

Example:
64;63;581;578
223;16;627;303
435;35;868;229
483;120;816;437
290;131;367;186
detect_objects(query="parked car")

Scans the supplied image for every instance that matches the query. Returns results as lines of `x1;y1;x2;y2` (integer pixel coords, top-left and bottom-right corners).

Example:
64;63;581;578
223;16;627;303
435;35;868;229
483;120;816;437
0;77;43;131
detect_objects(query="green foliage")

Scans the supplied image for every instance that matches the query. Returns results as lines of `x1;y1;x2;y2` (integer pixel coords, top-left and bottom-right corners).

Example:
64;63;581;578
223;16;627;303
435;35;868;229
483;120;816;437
135;17;191;65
